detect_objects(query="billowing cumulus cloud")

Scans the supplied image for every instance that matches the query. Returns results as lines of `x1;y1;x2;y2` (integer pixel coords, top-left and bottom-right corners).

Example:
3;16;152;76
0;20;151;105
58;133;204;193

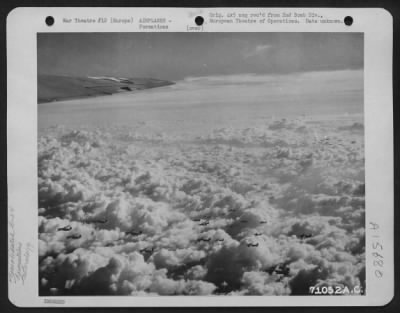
38;116;365;295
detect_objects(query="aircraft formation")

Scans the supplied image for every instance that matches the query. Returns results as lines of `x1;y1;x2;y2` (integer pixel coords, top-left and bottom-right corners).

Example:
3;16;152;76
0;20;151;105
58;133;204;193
55;211;303;257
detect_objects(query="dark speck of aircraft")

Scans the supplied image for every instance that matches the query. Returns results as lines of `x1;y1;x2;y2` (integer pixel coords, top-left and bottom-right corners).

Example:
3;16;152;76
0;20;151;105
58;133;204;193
254;232;263;236
247;242;259;247
139;247;155;253
259;220;268;224
57;225;72;231
197;237;211;242
199;221;209;226
67;234;82;240
126;230;143;236
298;233;313;240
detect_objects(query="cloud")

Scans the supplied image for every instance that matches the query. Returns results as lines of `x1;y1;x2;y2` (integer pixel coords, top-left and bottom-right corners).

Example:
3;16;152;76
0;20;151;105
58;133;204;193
38;115;365;295
241;271;290;295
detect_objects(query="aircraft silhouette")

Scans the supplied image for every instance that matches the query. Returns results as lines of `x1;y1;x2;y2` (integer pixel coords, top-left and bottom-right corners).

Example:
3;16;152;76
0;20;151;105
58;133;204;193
139;247;155;253
57;225;72;231
67;234;82;239
247;242;259;247
126;230;143;236
298;233;313;240
197;237;211;242
199;221;209;226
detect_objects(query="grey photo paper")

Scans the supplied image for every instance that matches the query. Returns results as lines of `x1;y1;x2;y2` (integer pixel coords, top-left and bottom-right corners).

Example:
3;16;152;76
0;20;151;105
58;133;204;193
7;7;393;307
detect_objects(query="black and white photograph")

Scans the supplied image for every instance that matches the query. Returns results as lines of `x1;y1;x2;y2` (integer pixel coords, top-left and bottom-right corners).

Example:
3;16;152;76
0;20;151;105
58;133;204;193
36;32;367;297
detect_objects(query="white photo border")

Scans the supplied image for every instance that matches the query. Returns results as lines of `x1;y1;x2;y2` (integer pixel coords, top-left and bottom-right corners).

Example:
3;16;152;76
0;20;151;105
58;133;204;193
7;7;393;307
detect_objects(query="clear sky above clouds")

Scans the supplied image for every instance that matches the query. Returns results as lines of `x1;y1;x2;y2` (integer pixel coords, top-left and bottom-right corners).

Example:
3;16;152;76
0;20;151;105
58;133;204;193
37;32;363;80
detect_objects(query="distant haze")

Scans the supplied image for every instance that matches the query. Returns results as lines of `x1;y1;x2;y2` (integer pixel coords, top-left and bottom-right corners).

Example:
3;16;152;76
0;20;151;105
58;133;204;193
38;33;363;80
